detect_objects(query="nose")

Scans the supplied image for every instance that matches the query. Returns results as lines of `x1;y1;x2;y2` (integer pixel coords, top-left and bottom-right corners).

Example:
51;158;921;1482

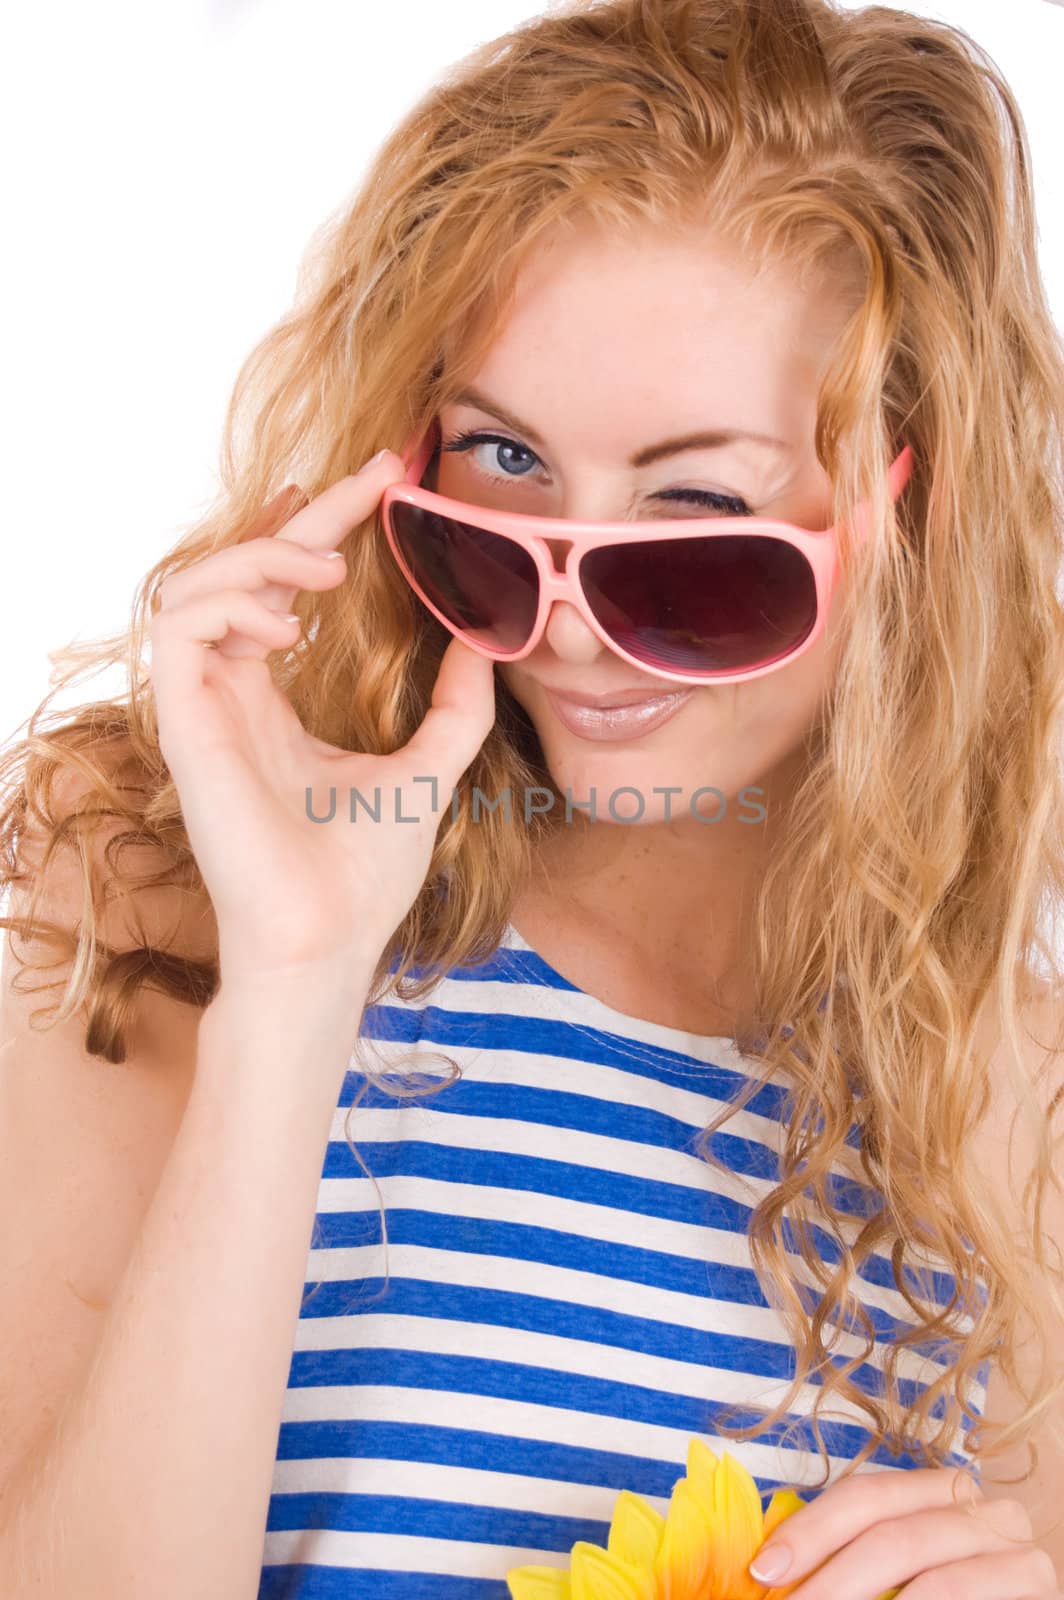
514;534;601;662
539;595;608;665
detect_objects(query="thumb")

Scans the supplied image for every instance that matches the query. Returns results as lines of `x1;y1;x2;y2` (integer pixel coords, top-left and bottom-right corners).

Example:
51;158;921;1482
402;636;498;793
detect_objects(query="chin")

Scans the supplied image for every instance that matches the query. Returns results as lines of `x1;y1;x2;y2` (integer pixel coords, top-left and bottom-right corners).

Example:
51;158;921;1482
529;735;760;828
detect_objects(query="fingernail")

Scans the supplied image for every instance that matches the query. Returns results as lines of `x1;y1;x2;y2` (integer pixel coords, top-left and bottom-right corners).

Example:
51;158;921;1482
361;448;390;471
749;1543;791;1582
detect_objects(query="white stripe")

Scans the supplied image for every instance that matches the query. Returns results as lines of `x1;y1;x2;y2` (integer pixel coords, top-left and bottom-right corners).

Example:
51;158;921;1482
313;1170;979;1337
358;969;783;1072
266;1448;910;1521
364;942;781;1063
336;1101;783;1213
356;1033;820;1146
290;1307;987;1415
262;1454;910;1585
369;927;820;1088
269;1452;675;1515
298;1239;975;1400
326;1100;979;1294
286;1308;987;1431
279;1372;969;1475
260;1528;593;1579
282;1379;773;1459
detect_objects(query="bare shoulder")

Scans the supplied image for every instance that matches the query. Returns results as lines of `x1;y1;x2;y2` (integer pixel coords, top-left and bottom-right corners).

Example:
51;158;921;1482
970;971;1064;1186
0;736;217;1489
968;972;1064;1571
967;972;1064;1276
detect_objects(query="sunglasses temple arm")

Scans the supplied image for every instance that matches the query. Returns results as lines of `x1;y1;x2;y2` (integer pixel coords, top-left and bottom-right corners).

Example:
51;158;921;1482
890;444;915;500
398;424;441;486
849;443;915;543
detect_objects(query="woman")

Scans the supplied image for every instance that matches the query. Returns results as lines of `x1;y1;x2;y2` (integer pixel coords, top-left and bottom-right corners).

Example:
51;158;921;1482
1;0;1062;1595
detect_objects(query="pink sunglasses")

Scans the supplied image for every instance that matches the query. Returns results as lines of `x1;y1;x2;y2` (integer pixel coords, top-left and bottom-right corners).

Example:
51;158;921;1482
381;418;914;687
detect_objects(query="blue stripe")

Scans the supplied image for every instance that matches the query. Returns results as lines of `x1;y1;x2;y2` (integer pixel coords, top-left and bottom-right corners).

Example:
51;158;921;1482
282;1345;983;1457
320;1134;974;1311
348;1062;871;1193
266;1491;612;1549
360;1004;816;1126
308;1206;963;1357
392;942;585;993
260;1568;509;1600
290;1274;975;1429
272;1417;973;1493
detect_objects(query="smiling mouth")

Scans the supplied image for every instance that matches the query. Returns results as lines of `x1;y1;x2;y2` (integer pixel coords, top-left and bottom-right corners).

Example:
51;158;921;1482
538;685;683;709
541;686;695;743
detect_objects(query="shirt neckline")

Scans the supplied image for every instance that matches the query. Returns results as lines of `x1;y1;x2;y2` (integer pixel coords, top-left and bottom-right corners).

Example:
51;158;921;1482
499;918;753;1066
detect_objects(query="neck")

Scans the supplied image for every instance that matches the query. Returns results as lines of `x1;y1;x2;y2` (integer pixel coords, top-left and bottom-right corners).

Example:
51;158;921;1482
510;744;810;1034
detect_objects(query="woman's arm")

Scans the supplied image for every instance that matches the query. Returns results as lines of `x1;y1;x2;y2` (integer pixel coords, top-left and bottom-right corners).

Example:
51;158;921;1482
0;967;372;1600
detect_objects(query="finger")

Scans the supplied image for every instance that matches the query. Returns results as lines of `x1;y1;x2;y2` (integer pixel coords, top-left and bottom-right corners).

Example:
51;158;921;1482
777;1502;1039;1600
158;536;346;614
270;451;406;557
926;1544;1059;1598
156;450;402;640
150;587;301;755
237;484;309;543
748;1467;982;1588
400;635;498;792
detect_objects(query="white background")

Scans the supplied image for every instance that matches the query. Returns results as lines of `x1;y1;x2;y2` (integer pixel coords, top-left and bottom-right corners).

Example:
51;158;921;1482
1;0;1061;744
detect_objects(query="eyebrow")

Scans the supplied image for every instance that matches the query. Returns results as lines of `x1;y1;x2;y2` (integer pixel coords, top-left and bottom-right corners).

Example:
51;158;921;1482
449;385;791;467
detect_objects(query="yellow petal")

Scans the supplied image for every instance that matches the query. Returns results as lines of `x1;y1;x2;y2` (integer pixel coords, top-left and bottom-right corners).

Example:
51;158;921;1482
748;1492;811;1598
760;1489;807;1541
570;1541;655;1600
685;1434;721;1501
703;1451;772;1600
506;1564;573;1599
606;1489;666;1573
653;1477;714;1599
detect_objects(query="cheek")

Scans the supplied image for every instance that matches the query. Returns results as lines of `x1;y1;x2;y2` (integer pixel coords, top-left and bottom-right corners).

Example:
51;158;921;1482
497;663;527;706
680;665;830;760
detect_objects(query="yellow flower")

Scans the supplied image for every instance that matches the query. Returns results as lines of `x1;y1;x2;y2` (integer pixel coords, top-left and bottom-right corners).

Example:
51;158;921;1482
507;1436;904;1600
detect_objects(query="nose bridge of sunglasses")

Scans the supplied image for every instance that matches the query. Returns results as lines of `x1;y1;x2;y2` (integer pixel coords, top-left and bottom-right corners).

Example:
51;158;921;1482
543;536;574;573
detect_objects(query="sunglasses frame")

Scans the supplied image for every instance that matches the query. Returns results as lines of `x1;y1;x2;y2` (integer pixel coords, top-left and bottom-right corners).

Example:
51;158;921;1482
381;418;915;687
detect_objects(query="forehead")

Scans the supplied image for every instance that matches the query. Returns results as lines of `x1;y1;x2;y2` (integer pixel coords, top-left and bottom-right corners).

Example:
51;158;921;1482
463;217;850;460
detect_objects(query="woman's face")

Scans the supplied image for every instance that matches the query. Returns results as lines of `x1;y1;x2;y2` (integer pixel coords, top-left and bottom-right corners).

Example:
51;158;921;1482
434;217;853;823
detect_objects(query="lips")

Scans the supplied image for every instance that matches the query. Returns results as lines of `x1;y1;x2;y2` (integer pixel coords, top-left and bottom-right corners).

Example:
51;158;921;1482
539;685;676;709
543;686;694;743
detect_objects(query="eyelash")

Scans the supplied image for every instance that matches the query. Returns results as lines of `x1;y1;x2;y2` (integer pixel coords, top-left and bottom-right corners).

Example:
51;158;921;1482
439;428;753;517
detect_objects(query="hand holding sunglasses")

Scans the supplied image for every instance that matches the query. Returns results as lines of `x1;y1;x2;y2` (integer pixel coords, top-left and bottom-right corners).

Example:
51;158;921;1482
382;420;913;687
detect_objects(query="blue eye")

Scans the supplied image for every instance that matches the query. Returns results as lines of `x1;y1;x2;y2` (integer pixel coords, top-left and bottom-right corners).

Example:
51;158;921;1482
440;429;540;480
438;427;753;516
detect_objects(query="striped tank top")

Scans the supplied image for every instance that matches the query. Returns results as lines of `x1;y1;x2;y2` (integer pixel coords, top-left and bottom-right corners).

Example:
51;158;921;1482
257;922;990;1599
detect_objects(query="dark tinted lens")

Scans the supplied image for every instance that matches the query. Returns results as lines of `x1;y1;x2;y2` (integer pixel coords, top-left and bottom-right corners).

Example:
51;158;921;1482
580;534;817;673
390;502;539;652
